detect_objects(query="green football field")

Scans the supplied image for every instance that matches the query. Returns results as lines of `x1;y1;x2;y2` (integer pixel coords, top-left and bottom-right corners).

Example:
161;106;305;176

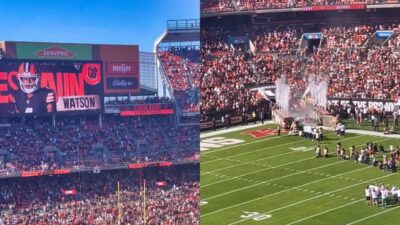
200;124;400;225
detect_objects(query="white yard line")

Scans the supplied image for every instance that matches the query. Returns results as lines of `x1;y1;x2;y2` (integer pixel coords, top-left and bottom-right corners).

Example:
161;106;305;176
345;206;400;225
231;200;364;225
202;134;367;171
202;138;304;163
228;171;397;224
201;127;365;156
228;198;364;225
204;136;390;196
200;138;393;220
201;166;371;218
203;156;316;186
201;150;304;175
203;137;392;189
284;200;364;225
203;160;344;195
321;126;400;139
201;121;274;138
202;134;366;165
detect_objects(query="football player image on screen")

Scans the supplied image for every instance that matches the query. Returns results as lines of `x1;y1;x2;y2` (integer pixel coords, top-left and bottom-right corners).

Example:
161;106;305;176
10;62;56;114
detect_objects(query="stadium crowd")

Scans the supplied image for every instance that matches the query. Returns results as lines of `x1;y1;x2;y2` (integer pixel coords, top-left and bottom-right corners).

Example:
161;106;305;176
158;47;200;86
158;47;200;113
202;0;400;13
200;40;270;122
159;52;191;91
0;166;199;225
200;21;400;122
201;0;235;14
0;115;199;174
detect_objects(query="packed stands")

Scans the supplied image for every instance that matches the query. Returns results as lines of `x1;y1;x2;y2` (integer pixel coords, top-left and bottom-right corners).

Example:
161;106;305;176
158;47;200;90
253;28;300;54
158;47;200;114
189;62;201;88
202;0;400;13
201;0;235;14
0;115;199;174
0;165;199;225
201;41;266;122
159;52;191;91
200;19;400;123
0;126;57;173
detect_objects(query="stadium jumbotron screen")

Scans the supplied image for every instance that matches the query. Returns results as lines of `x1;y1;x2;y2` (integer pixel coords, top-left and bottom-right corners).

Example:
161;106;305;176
0;60;103;115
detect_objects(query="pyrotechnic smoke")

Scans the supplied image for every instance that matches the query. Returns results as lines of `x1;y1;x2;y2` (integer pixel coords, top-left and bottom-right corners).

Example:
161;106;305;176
275;67;328;126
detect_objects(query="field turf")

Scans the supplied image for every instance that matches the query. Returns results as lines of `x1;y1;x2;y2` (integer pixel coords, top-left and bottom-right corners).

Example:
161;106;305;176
200;124;400;225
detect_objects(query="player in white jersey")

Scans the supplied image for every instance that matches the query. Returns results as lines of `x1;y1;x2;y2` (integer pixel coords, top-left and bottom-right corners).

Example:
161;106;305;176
391;186;398;205
365;186;371;205
381;188;388;208
371;188;378;207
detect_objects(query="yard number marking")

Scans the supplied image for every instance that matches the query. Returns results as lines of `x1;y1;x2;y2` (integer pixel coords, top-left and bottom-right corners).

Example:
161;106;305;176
200;200;208;206
240;211;271;221
200;137;245;151
290;146;314;152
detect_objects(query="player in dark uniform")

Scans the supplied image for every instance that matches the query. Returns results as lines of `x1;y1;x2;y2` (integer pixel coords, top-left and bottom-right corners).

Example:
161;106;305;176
10;62;55;114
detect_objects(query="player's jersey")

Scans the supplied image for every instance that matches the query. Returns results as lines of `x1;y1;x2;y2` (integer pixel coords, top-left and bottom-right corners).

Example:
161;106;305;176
12;88;55;114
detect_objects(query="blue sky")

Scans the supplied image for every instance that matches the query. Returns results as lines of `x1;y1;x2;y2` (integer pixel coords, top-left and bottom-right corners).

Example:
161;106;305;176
0;0;199;52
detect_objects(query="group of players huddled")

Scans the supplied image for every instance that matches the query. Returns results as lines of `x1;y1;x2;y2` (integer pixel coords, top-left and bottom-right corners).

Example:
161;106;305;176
315;142;399;173
365;184;400;208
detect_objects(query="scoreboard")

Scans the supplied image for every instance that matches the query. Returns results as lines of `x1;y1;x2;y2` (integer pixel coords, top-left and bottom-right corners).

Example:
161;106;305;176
0;60;103;115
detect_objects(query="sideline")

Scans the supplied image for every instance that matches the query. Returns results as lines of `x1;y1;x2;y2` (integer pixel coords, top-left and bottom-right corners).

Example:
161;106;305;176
322;126;400;139
201;122;400;139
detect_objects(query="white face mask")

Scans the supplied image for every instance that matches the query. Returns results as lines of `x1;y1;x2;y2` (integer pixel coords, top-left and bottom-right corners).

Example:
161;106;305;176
18;73;39;94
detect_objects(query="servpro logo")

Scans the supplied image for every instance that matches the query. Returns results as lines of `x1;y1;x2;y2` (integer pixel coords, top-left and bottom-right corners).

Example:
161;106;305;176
35;47;75;58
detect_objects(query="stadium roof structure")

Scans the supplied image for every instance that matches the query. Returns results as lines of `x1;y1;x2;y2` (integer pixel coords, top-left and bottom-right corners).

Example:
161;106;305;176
153;19;199;99
153;19;200;51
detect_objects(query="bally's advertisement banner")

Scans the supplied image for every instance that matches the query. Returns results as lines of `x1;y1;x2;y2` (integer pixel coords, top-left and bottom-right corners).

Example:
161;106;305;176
0;60;103;115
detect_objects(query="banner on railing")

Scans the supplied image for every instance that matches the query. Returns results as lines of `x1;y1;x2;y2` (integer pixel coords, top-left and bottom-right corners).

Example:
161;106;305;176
302;4;365;11
328;98;400;112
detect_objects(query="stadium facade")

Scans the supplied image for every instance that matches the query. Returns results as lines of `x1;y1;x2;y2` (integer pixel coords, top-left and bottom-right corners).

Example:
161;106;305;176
154;19;200;125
